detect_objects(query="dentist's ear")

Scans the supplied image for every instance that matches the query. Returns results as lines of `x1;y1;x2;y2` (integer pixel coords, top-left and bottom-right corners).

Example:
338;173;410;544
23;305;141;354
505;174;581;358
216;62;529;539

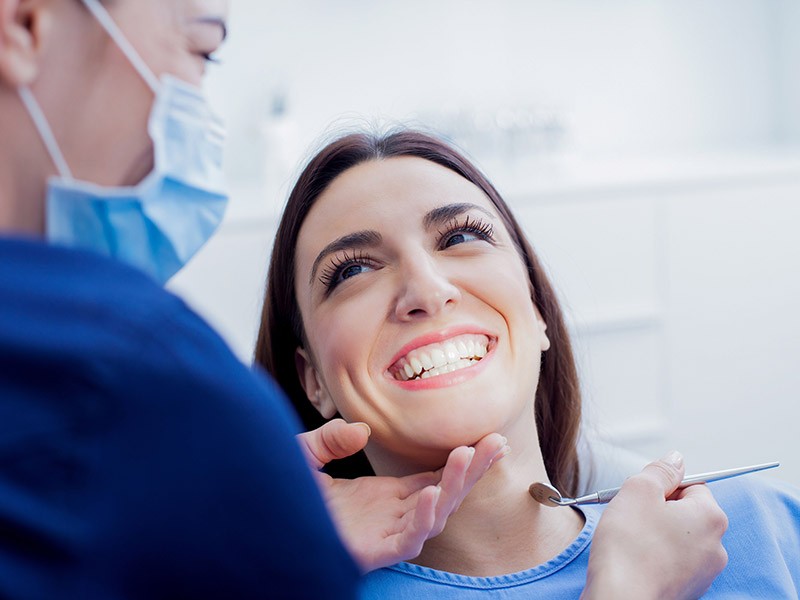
0;0;49;87
295;347;337;419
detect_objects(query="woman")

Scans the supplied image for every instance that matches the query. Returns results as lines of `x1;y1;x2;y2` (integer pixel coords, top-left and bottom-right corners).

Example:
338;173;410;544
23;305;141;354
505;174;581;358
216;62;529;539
257;129;800;598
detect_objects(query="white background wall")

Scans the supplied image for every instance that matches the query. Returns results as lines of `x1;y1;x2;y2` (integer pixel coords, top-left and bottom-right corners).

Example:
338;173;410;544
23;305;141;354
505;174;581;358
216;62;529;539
168;1;800;487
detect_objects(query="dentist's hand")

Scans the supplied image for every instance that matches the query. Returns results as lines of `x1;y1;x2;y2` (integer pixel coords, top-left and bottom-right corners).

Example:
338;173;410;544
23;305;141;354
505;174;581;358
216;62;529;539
581;451;729;600
296;419;508;574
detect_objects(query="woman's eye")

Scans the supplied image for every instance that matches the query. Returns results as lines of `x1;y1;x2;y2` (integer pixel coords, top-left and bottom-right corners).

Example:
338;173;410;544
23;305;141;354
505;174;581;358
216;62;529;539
439;217;495;250
339;263;371;281
320;255;376;293
443;231;481;248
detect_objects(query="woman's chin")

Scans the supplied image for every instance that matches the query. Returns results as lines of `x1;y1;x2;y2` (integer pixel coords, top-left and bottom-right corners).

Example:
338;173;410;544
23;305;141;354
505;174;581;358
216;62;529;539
383;422;501;462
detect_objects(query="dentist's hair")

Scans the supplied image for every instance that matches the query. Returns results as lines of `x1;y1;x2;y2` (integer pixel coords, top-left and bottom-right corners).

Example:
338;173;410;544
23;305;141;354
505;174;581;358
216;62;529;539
255;129;582;496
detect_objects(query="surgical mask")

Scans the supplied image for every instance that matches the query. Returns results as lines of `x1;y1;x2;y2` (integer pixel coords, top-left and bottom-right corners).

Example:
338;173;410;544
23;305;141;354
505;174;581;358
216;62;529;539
17;0;228;284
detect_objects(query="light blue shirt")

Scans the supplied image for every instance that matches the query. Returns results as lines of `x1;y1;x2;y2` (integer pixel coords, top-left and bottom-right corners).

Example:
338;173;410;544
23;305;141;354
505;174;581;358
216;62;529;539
360;477;800;598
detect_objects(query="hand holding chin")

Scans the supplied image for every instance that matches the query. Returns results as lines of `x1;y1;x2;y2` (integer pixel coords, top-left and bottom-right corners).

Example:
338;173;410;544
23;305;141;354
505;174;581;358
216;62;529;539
296;420;508;573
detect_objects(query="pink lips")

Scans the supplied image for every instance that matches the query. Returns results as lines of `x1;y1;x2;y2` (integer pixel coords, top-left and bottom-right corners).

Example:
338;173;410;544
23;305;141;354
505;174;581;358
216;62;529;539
385;325;497;390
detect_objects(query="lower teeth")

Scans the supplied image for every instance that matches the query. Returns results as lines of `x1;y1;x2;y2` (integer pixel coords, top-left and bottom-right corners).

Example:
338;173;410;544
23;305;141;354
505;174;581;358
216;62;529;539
414;358;479;380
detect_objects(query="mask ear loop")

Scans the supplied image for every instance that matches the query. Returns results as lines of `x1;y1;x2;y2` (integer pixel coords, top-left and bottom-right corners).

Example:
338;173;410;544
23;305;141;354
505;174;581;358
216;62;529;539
80;0;160;93
18;87;74;181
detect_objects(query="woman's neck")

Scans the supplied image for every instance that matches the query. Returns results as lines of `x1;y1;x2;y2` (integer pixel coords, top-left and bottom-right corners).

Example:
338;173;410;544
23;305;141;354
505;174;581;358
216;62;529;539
382;418;585;577
412;447;584;576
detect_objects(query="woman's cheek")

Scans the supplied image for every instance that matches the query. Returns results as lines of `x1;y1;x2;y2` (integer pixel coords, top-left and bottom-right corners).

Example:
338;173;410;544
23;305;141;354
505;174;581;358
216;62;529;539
315;294;380;381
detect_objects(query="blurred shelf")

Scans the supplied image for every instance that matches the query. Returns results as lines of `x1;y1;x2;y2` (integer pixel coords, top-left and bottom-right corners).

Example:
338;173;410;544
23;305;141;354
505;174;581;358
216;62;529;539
219;146;800;226
596;418;669;445
486;145;800;203
567;306;663;336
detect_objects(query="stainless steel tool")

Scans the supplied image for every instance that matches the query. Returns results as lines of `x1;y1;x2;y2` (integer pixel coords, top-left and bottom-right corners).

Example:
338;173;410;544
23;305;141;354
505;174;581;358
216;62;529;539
529;462;780;507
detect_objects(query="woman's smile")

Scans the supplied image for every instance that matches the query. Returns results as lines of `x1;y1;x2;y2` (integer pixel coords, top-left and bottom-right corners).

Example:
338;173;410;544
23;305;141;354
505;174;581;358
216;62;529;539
386;328;497;389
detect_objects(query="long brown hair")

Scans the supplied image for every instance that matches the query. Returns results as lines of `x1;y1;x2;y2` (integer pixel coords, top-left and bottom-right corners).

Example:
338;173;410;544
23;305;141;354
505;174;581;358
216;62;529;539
254;130;582;496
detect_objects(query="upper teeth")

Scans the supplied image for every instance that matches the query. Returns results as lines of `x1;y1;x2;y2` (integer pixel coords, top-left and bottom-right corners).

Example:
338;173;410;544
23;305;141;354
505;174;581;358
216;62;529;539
392;334;489;382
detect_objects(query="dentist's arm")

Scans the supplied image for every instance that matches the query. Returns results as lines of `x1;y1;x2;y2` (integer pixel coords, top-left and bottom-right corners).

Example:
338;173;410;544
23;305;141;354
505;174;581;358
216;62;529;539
296;419;507;573
582;452;729;600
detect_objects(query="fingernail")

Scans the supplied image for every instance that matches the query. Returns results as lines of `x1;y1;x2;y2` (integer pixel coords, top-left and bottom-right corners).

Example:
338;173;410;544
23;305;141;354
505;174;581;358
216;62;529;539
489;446;511;467
501;436;508;445
468;447;476;460
664;450;683;468
354;422;372;436
492;444;509;459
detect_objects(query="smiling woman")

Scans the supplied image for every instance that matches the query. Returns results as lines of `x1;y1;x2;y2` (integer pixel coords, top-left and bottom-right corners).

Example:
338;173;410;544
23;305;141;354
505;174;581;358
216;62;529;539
255;129;800;598
256;131;582;495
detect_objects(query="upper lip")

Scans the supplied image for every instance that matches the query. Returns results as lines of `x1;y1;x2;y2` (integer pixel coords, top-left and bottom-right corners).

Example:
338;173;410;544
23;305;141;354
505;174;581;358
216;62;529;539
386;325;497;370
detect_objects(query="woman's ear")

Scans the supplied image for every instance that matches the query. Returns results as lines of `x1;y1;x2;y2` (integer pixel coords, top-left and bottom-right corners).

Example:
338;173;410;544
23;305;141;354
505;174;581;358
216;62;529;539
295;347;337;419
536;311;551;352
0;0;50;87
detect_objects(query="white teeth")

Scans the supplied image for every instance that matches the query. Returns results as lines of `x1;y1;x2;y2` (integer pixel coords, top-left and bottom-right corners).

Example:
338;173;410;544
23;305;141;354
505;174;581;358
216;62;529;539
410;356;423;375
420;352;434;370
431;348;447;368
415;358;479;380
393;336;491;382
403;363;415;379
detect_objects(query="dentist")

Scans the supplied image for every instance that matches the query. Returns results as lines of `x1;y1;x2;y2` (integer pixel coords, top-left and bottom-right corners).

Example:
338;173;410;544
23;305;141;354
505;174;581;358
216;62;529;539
0;1;727;599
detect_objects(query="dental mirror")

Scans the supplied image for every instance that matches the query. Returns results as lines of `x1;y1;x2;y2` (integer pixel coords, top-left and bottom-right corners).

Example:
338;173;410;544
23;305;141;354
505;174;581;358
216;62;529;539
527;481;565;508
529;461;780;508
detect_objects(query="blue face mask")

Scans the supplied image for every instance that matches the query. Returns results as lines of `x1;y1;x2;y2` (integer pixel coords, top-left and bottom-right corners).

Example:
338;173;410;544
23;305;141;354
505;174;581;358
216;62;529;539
17;0;228;284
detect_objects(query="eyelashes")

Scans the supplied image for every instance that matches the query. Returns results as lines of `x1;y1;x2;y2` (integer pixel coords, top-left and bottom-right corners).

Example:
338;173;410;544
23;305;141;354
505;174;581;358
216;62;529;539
199;51;222;64
318;249;375;291
437;216;494;249
318;216;496;294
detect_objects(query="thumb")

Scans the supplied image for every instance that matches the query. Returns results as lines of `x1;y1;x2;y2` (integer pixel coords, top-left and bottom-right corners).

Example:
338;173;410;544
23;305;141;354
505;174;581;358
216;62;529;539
639;450;686;498
296;419;371;470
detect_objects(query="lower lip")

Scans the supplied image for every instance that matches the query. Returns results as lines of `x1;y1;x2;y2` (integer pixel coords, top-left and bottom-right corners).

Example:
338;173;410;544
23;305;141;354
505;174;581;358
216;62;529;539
389;348;496;391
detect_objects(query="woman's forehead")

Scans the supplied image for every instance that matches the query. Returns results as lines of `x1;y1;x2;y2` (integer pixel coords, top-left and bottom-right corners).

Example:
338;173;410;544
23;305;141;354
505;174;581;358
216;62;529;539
303;156;498;234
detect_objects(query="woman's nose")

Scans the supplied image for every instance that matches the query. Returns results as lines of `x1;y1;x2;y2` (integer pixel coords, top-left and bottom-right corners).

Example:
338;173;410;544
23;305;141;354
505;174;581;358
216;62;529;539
394;257;461;321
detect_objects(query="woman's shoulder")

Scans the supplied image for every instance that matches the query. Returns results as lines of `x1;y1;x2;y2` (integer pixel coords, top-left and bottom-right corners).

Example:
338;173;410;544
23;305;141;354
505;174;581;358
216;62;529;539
709;474;800;547
703;475;800;597
709;474;800;518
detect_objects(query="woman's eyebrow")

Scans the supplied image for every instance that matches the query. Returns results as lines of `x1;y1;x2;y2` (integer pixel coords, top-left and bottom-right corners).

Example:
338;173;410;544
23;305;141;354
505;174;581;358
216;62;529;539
310;230;382;285
423;203;495;229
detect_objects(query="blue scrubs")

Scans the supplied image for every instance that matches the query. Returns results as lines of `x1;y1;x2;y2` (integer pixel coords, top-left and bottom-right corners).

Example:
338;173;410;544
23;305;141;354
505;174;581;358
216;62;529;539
360;476;800;598
0;237;360;598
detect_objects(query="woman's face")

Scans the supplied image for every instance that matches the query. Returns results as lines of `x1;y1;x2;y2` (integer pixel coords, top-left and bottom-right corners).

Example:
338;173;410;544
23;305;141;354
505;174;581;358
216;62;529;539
294;157;550;471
